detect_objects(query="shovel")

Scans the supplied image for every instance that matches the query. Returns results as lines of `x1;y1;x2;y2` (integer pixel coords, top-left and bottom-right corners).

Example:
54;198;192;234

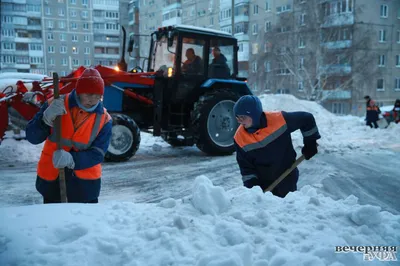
53;72;68;203
263;154;305;193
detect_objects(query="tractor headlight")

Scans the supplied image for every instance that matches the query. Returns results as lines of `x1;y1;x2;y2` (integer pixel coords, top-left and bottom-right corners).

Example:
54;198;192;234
167;67;173;78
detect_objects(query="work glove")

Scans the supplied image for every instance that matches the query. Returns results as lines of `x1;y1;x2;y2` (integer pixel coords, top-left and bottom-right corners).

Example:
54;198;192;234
53;149;75;169
302;139;318;160
42;97;66;127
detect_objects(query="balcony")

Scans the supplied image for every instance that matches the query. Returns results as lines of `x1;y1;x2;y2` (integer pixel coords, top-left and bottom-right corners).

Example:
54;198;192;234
93;41;120;48
322;13;354;28
163;2;182;12
162;17;181;27
94;54;120;59
238;51;249;62
234;33;249;42
320;64;352;75
93;3;118;11
321;40;352;49
322;90;351;100
93;28;120;35
16;63;30;69
27;25;41;31
26;11;41;18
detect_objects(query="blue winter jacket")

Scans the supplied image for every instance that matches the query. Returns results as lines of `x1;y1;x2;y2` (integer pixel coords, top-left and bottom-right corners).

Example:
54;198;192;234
26;90;112;202
234;111;321;197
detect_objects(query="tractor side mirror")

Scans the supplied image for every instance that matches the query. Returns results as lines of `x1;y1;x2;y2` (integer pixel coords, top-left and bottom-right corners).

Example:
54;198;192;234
167;31;174;47
128;36;134;53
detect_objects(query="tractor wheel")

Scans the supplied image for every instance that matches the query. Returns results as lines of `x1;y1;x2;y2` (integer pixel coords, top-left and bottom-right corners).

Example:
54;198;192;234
105;114;141;162
191;89;241;155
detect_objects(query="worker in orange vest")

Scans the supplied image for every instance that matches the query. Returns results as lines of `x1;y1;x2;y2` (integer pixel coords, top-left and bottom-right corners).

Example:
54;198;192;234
233;95;321;198
26;68;112;203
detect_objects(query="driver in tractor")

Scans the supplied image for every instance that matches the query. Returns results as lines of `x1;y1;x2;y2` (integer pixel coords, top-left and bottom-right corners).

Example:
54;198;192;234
26;68;112;204
181;48;203;75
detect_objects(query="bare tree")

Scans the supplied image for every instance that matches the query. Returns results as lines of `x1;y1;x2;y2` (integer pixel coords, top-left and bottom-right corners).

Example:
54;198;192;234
252;0;375;104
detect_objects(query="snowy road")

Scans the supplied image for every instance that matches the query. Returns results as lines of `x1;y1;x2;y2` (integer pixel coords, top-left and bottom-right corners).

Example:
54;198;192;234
0;147;399;215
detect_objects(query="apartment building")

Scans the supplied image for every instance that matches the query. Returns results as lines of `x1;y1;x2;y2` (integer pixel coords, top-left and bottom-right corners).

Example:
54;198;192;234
42;0;93;77
248;0;400;115
1;0;45;74
128;0;140;68
0;0;130;76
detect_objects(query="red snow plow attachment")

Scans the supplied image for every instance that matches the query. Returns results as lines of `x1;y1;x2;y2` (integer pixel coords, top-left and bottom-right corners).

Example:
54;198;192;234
0;65;155;143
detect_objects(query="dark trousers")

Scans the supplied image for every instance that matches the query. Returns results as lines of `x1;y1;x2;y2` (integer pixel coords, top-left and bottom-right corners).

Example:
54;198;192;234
43;198;98;204
366;121;378;128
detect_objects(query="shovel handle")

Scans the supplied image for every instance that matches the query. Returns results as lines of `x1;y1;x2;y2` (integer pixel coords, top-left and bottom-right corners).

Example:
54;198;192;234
263;155;306;193
53;72;68;203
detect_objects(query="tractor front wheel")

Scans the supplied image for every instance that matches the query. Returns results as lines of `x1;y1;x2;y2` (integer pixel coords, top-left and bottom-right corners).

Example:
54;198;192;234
191;89;240;155
105;114;141;162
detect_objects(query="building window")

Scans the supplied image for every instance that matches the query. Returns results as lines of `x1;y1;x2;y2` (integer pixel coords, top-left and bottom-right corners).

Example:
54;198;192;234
395;78;400;90
397;31;400;43
298;57;304;70
71;22;78;30
70;10;77;17
47;33;54;40
49;58;55;66
238;43;244;52
83;23;89;30
3;43;15;50
84;47;90;54
47;21;54;29
378;55;385;67
60;33;66;41
252;62;257;72
264;61;271;72
73;59;79;66
396;55;400;67
332;102;345;115
252;24;258;35
377;79;384;91
298;81;304;91
48;46;55;53
59;8;65;16
59;21;65;29
70;0;76;4
45;7;51;15
398;8;400;19
299;36;305;48
62;58;68;66
72;47;79;54
276;4;291;14
60;46;67;53
253;5;259;15
82;0;88;5
265;21;271;32
72;35;78;42
84;59;91;66
30;57;43;64
380;5;388;18
379;29;386;42
299;13;306;26
82;11;88;18
84;35;90;42
277;89;290;94
265;0;271;11
252;43;259;54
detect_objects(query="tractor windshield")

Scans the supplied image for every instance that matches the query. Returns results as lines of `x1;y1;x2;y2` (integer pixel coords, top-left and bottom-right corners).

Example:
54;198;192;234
150;35;177;74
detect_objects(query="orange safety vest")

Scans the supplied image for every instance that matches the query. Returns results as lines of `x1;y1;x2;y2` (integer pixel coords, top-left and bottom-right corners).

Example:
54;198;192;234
234;112;287;152
37;94;111;181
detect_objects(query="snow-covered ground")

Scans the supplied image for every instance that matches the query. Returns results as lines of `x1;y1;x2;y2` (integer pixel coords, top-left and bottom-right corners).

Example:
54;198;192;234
0;73;47;93
0;94;399;266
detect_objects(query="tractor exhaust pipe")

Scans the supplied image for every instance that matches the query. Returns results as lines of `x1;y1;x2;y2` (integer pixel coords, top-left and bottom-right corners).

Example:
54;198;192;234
118;26;128;72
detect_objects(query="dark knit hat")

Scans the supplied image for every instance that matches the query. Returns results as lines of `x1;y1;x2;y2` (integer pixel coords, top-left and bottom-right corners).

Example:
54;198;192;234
75;68;104;95
233;95;263;127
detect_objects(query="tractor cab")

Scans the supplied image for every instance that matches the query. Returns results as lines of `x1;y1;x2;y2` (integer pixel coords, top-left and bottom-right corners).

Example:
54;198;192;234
148;25;238;81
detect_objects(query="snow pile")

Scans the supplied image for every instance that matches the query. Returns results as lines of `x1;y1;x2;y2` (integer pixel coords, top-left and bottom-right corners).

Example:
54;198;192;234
0;176;398;266
0;73;47;93
259;94;400;153
0;132;43;164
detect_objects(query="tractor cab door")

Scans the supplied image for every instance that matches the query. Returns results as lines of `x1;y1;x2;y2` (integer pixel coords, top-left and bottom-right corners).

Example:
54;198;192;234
208;39;236;79
172;36;207;101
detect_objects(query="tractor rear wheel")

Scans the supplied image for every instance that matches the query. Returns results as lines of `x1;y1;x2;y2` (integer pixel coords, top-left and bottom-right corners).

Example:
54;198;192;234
191;89;240;155
105;114;141;162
